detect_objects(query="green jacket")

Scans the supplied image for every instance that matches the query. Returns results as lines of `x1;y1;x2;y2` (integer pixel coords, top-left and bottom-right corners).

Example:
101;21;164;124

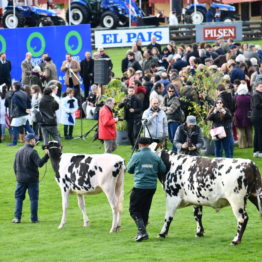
127;148;166;189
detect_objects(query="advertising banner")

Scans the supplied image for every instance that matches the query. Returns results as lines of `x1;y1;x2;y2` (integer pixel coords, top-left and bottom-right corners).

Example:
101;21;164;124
0;24;91;87
95;27;170;48
196;22;242;42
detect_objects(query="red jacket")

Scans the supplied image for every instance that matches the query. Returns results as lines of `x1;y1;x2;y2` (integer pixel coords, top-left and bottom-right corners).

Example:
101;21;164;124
98;105;116;140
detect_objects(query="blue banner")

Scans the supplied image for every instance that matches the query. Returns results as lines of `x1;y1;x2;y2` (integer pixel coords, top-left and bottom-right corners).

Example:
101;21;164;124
0;24;91;88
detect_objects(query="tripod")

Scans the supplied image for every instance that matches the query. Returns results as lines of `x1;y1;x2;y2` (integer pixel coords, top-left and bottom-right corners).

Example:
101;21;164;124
131;121;153;156
83;122;98;140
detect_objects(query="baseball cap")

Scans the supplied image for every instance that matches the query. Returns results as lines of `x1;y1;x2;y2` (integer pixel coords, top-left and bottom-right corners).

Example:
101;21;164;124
186;115;197;126
25;133;36;141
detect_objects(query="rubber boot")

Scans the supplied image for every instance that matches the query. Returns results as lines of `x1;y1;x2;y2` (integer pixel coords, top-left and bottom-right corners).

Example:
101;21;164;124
134;218;149;242
19;134;25;143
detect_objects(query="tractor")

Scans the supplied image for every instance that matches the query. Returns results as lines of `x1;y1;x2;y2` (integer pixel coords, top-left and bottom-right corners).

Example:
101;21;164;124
185;0;240;24
66;0;161;29
2;0;65;28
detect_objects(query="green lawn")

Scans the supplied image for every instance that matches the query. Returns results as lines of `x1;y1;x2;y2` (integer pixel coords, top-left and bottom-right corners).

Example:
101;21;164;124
1;40;262;262
0;120;262;262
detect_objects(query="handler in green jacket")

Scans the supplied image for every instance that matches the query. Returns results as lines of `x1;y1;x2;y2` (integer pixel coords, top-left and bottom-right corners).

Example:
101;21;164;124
127;137;166;242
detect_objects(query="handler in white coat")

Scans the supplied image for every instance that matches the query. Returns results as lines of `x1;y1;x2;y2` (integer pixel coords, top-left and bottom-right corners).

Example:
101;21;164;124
61;88;78;139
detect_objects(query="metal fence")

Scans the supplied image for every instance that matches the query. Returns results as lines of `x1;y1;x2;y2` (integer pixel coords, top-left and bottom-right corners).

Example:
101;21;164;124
91;21;262;47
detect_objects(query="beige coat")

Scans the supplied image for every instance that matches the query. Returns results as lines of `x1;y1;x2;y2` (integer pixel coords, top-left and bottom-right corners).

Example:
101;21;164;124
43;62;58;83
21;59;34;85
61;59;81;86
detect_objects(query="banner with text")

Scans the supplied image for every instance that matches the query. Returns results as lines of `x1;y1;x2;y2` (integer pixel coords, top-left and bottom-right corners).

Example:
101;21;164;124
0;24;91;86
196;22;242;42
95;27;170;48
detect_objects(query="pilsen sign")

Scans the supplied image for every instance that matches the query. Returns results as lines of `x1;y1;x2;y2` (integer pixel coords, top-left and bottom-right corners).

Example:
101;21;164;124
196;22;242;42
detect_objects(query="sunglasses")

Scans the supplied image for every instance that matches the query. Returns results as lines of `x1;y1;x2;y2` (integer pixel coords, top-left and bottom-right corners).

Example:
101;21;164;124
168;90;175;93
216;102;223;104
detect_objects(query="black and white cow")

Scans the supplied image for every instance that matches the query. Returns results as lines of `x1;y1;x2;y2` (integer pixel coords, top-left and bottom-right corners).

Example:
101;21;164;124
46;141;125;232
157;150;262;245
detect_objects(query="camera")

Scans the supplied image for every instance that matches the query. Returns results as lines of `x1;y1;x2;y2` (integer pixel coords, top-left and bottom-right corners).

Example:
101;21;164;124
187;139;193;148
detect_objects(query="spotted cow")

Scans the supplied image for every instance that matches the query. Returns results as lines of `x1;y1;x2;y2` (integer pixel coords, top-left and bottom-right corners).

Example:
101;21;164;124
46;141;125;232
157;150;262;245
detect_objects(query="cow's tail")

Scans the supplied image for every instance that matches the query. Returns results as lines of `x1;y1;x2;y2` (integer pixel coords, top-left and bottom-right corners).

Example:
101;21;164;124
116;160;125;213
254;163;262;217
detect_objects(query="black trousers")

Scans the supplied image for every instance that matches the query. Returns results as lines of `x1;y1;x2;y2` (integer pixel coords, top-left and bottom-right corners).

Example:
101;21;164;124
127;118;141;147
253;121;262;153
129;187;156;225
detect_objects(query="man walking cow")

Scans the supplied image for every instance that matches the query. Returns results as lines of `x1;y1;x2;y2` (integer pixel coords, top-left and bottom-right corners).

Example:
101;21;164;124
127;137;166;242
12;133;49;223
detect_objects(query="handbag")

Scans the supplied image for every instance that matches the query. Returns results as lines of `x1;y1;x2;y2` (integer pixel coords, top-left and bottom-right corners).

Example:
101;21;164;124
210;126;226;141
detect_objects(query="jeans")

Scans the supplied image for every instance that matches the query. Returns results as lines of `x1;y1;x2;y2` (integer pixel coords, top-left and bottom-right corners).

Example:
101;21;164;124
14;182;39;222
41;126;60;145
213;136;232;158
168;121;179;152
12;120;35;145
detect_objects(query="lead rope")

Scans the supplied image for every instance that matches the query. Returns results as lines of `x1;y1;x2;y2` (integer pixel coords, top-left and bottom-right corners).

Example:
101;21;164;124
39;162;48;183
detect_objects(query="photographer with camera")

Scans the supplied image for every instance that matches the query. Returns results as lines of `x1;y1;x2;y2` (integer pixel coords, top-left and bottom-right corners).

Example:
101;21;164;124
119;86;142;148
98;97;118;153
174;115;204;156
142;98;168;143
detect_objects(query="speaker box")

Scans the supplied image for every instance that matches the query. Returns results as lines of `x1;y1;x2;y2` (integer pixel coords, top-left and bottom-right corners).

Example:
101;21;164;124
94;59;111;85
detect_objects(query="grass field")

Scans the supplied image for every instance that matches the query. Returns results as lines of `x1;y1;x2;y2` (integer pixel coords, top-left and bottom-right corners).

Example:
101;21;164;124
1;40;262;262
1;120;262;262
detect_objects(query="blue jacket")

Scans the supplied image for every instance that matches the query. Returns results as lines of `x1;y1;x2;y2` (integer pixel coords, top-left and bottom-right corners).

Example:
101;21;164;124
127;147;166;189
230;66;245;83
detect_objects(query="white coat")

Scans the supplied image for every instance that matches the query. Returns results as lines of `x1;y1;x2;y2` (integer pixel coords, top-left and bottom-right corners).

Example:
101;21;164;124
0;98;6;125
61;96;78;126
52;94;62;124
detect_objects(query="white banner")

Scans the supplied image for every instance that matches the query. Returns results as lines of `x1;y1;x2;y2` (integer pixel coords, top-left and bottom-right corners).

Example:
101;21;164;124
94;27;170;48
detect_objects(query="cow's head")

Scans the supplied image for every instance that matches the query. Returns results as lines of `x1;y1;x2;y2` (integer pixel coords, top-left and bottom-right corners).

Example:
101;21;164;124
149;143;171;183
43;141;63;158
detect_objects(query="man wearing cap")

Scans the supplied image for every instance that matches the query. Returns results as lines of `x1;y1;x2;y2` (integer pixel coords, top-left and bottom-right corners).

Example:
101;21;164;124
127;137;166;242
12;133;49;224
174;115;204;156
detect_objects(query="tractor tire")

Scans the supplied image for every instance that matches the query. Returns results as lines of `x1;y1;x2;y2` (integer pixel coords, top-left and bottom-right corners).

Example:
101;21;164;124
101;11;119;29
190;8;205;24
222;17;234;23
118;16;129;27
3;10;25;28
66;4;90;25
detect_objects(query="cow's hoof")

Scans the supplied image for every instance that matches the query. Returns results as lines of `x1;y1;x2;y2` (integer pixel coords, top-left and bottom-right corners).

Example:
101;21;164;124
195;232;204;238
110;226;121;233
158;233;166;238
230;240;240;246
83;222;89;227
58;224;64;229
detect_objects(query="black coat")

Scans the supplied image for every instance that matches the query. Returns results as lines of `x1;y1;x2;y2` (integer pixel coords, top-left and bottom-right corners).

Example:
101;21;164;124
39;94;59;126
0;60;12;87
80;58;94;84
147;43;161;53
10;90;31;118
120;95;142;120
251;90;262;122
14;144;49;183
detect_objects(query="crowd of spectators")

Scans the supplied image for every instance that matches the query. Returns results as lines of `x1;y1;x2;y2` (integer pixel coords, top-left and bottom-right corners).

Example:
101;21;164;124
1;37;262;157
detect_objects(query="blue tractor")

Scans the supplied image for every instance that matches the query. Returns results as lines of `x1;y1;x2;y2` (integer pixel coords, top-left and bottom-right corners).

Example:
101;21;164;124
66;0;160;29
2;1;65;28
185;1;240;24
